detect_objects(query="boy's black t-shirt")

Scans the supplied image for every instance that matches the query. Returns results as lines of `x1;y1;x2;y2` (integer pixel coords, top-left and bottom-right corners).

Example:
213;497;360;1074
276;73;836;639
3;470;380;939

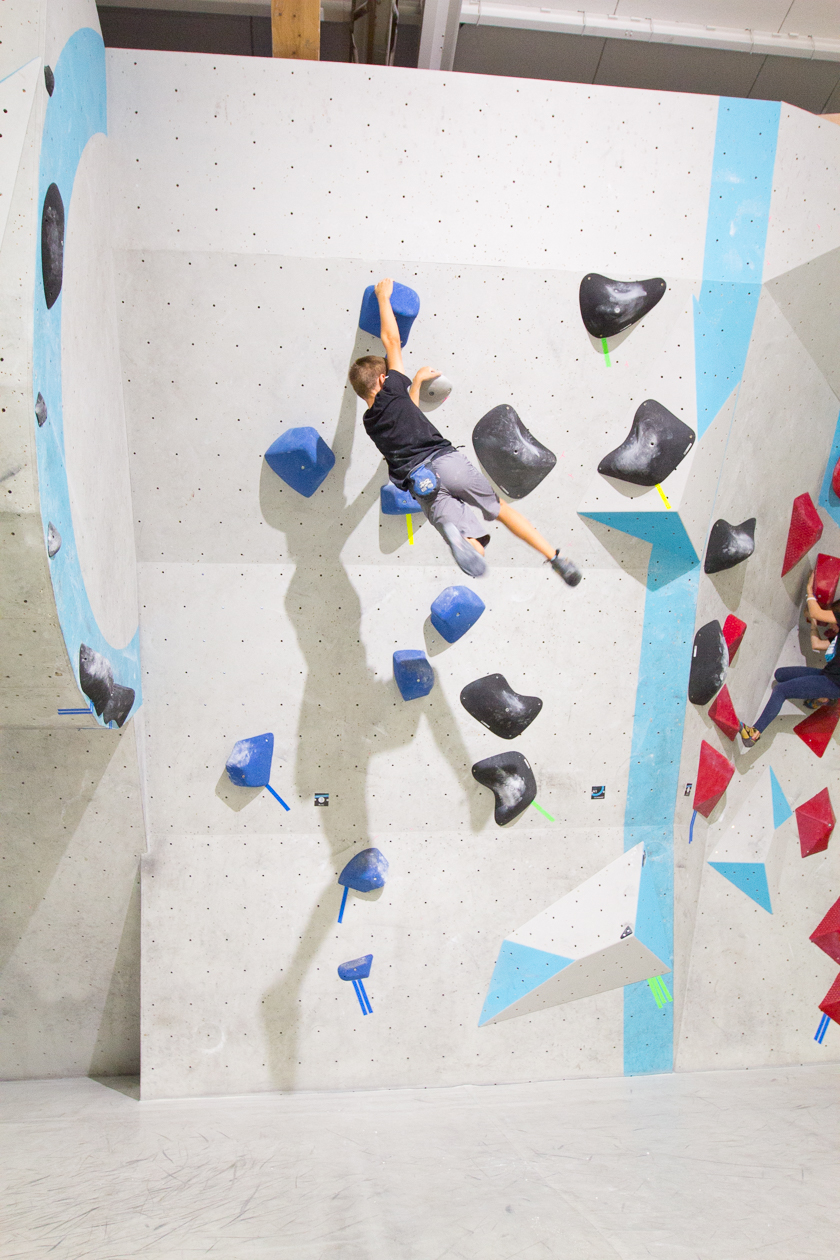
363;370;452;486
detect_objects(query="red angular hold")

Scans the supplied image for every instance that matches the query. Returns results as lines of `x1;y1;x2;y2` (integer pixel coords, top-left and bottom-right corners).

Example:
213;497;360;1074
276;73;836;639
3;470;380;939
693;739;734;818
818;972;840;1026
781;492;823;576
832;455;840;499
796;787;835;857
708;685;740;741
811;896;840;964
793;701;840;758
813;553;840;607
722;614;747;662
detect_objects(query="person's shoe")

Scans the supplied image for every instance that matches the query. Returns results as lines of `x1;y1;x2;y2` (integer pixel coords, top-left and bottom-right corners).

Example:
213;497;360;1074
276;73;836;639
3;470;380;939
740;724;761;748
548;551;581;586
442;523;486;578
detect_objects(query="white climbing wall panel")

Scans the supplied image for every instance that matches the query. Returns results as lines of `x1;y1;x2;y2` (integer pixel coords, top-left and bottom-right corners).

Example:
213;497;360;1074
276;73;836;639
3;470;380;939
106;52;840;1097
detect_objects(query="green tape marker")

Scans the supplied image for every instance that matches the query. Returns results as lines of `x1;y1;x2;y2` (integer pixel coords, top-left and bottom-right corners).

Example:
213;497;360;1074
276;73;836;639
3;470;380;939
601;337;611;366
532;802;555;822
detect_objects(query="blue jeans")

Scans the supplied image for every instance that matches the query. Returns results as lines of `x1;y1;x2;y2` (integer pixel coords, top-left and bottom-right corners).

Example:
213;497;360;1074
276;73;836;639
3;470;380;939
753;667;840;733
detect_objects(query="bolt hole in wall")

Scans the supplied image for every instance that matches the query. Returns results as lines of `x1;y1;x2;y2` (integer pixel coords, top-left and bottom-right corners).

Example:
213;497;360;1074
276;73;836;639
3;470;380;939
95;5;840;113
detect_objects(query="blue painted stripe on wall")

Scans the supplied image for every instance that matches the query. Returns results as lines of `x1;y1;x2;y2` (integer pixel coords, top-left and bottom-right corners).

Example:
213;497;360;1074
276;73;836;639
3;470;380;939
818;409;840;529
694;99;780;437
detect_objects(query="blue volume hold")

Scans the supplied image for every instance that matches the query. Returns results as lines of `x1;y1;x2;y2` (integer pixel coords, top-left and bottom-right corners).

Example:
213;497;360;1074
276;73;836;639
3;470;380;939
359;282;420;347
338;954;373;982
339;847;389;892
380;483;423;515
393;650;434;700
430;586;486;643
265;426;336;498
225;732;274;787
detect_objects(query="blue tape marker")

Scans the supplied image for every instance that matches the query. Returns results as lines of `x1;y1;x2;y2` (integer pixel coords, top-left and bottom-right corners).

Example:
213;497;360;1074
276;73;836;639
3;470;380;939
815;1013;830;1044
57;707;92;714
337;885;349;924
357;978;373;1014
265;784;290;810
689;809;697;844
351;979;369;1016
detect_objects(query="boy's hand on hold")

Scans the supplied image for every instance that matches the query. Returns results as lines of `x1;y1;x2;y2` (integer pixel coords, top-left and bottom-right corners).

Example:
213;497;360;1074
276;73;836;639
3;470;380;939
415;366;441;383
375;278;394;301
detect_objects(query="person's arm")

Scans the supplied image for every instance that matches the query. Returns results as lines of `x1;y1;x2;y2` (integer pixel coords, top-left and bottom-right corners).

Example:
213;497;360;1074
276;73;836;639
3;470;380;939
811;630;830;652
375;278;404;374
806;594;837;625
409;366;441;408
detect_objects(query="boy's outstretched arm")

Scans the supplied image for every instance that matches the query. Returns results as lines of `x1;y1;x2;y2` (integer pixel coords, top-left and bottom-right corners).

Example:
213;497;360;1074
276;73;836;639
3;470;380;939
375;278;404;374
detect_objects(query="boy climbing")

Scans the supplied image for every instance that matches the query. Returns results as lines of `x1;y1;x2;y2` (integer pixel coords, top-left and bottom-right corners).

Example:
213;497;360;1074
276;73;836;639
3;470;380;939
349;278;581;584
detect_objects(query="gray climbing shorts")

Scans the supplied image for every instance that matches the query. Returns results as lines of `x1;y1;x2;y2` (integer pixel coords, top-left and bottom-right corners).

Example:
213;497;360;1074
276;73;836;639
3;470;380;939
417;449;501;539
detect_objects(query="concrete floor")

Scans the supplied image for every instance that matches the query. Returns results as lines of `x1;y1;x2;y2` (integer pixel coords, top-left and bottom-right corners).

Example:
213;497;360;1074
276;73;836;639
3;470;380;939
1;1065;837;1259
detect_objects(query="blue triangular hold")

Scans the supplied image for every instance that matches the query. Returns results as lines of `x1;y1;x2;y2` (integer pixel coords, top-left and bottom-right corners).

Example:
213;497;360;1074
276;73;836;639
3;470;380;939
709;861;772;913
769;768;792;830
479;940;573;1026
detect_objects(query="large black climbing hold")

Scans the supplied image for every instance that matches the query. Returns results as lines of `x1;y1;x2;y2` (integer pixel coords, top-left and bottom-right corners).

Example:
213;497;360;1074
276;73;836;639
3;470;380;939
472;751;537;826
579;273;666;339
688;620;728;706
472;405;556;499
460;674;543;740
598;400;695;488
41;183;64;310
103;684;136;728
704;518;756;574
44;65;55;96
79;644;114;716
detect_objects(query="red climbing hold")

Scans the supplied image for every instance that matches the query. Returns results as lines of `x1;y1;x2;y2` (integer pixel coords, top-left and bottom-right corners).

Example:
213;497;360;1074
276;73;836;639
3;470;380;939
818;972;840;1026
832;455;840;499
813;553;840;607
722;614;747;662
811;896;840;964
693;739;734;818
796;787;835;857
708;685;740;741
781;493;823;576
793;701;840;758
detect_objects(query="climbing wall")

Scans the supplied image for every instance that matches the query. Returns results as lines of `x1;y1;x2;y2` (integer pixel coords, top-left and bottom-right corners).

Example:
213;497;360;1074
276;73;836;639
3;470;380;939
104;54;840;1097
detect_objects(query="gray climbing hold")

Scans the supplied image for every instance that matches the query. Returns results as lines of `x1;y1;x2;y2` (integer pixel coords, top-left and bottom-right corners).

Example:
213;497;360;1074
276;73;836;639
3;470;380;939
704;518;756;574
472;405;556;499
78;644;135;727
472;751;537;826
579;273;666;339
460;674;542;740
47;522;61;558
103;684;136;728
418;374;452;412
44;65;55;96
35;393;48;427
688;620;727;706
598;400;695;488
41;183;64;310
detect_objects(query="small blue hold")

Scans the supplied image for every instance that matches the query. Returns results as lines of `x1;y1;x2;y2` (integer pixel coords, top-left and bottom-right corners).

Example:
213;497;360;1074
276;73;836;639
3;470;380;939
430;586;486;643
393;650;434;701
338;954;373;982
339;847;389;892
359;283;420;347
380;483;423;516
226;732;274;787
265;426;336;498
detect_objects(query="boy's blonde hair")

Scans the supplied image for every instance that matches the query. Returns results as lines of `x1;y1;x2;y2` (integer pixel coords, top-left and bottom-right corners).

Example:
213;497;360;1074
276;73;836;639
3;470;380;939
349;355;386;400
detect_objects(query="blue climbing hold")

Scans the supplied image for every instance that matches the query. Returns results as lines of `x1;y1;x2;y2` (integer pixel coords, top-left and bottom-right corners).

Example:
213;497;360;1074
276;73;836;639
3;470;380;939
226;732;273;787
430;586;486;643
359;282;420;347
265;426;336;498
380;483;423;515
338;954;373;981
393;650;434;701
339;848;389;892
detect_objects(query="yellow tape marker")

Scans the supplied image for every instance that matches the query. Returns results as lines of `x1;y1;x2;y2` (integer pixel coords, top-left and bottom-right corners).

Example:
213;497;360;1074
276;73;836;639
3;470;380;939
655;483;672;510
406;514;414;545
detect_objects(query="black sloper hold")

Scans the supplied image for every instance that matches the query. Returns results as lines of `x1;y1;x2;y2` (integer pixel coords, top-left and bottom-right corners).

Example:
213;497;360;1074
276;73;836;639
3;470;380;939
598;399;695;488
103;683;136;728
688;620;728;706
472;405;556;499
704;517;756;574
472;751;537;826
579;273;666;339
35;393;48;427
79;644;114;716
460;673;543;740
44;65;55;96
41;183;64;310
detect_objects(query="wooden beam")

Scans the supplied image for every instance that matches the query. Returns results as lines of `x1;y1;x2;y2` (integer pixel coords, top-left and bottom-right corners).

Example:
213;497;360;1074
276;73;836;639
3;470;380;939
272;0;320;60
